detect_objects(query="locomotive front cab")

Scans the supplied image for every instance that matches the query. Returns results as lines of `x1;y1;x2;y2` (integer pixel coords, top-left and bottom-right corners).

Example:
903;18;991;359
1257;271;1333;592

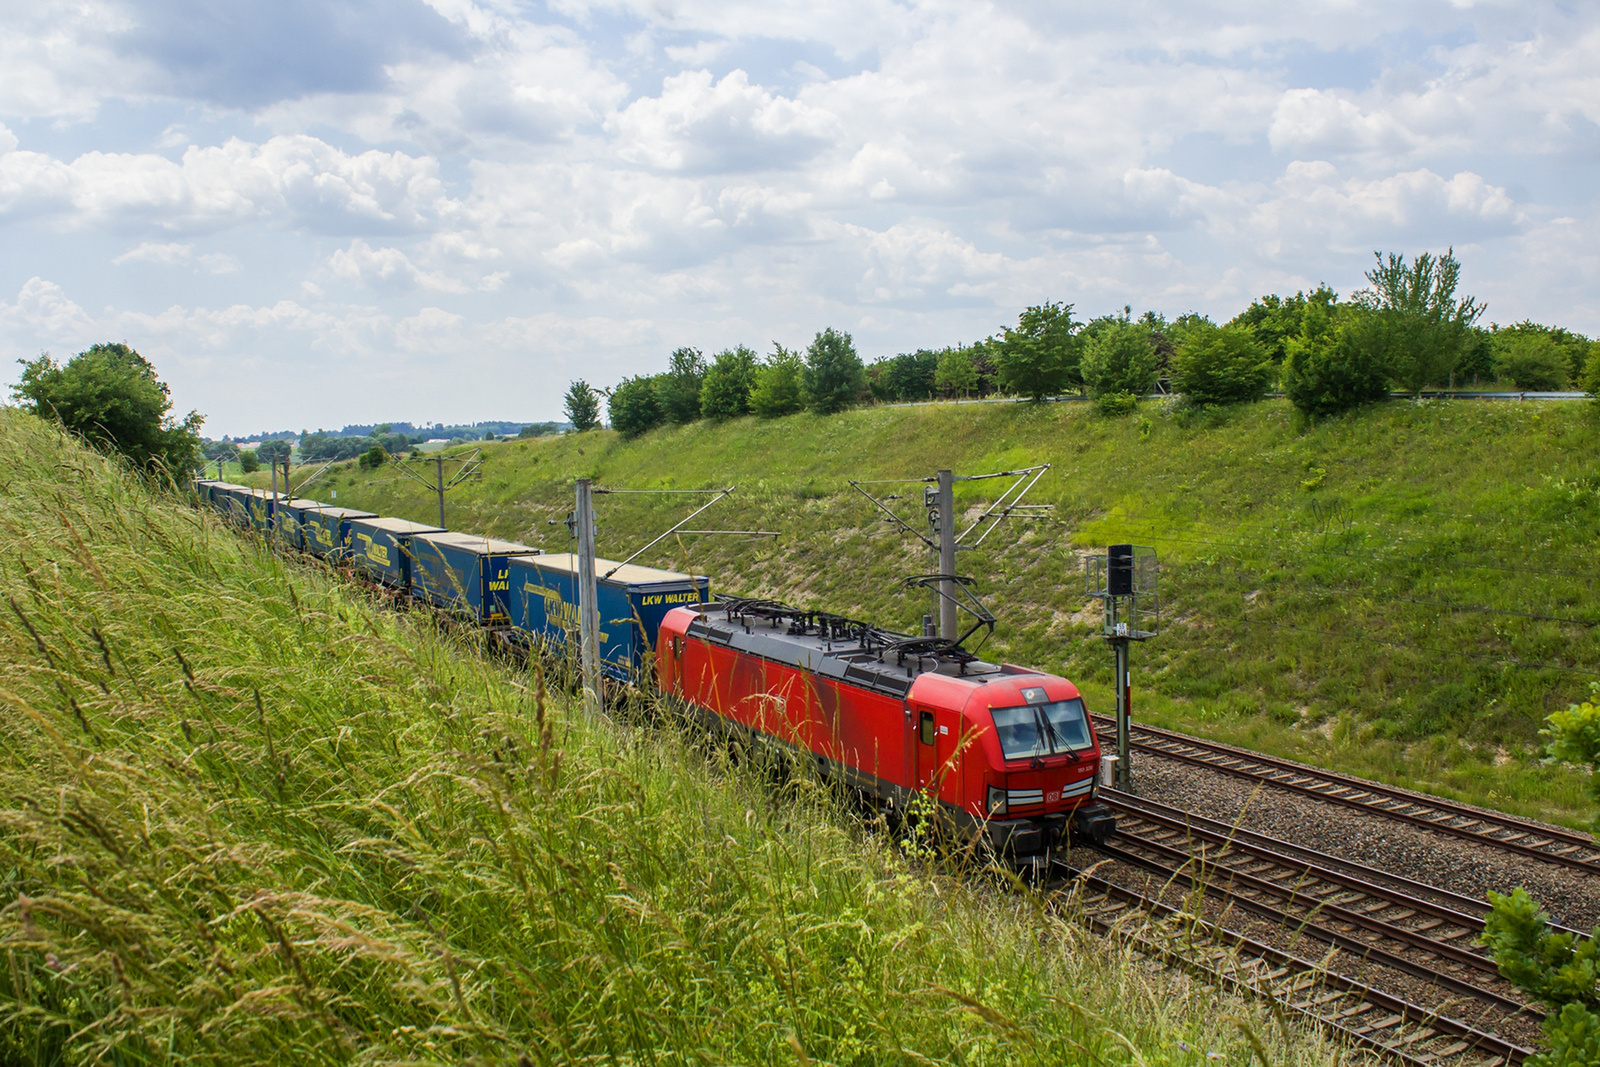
968;677;1116;854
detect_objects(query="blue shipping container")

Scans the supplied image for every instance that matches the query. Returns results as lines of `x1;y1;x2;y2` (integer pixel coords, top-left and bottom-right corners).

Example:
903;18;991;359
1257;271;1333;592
275;498;327;550
504;553;710;679
301;506;378;559
209;484;256;526
244;489;277;532
193;479;236;515
411;532;542;624
346;516;445;588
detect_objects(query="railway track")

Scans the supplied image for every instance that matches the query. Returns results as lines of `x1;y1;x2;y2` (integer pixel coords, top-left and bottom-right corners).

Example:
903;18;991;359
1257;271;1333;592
1101;790;1584;938
1090;791;1539;1023
1056;862;1531;1066
1093;716;1600;874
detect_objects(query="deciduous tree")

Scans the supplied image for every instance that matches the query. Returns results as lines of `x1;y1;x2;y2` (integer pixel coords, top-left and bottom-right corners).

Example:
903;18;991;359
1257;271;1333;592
564;380;601;431
1171;323;1274;406
1281;304;1390;417
700;346;758;420
1355;249;1485;393
935;347;979;398
802;328;865;415
1493;332;1571;390
1080;318;1159;408
12;342;202;476
996;302;1080;399
607;375;664;438
749;345;805;418
656;347;707;424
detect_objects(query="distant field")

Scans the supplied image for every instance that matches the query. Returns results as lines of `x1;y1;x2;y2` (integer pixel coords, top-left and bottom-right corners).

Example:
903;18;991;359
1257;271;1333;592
248;397;1600;827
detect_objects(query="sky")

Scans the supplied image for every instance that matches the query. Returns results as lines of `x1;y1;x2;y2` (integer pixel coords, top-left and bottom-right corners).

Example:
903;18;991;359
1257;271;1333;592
1;0;1597;435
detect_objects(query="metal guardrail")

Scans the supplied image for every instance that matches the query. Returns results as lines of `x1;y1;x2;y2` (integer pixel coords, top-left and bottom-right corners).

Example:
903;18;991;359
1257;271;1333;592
883;390;1590;408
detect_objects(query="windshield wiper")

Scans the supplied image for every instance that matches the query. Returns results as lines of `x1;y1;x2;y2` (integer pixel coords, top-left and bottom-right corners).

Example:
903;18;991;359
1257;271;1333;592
1034;706;1082;761
1034;706;1065;755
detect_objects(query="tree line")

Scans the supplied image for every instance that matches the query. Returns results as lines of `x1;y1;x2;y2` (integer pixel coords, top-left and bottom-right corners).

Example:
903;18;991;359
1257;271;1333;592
565;249;1600;437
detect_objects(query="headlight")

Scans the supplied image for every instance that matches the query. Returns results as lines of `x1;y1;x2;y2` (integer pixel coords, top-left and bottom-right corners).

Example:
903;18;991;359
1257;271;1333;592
986;785;1007;816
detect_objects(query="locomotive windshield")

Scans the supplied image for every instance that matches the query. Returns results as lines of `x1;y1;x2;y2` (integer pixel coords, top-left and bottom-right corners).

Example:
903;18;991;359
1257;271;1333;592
991;698;1093;760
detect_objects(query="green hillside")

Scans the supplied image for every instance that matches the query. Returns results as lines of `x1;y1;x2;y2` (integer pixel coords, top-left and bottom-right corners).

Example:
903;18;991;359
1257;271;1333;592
0;406;1333;1064
260;397;1600;826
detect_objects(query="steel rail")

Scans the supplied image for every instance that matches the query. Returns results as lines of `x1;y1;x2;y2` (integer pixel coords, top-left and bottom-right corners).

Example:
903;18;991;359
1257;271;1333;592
1090;830;1531;1015
1056;863;1530;1067
1099;806;1498;967
1103;789;1505;922
1094;716;1600;873
1104;791;1586;939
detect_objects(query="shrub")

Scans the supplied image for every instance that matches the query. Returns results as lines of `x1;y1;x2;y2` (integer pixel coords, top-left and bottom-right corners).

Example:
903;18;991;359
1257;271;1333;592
700;347;758;420
11;342;202;475
564;380;601;431
1282;306;1390;417
1480;686;1600;1067
358;445;387;470
749;345;805;418
1493;332;1571;390
802;328;865;415
1093;391;1140;417
238;449;261;474
996;302;1080;399
1080;319;1159;402
608;375;665;438
656;348;707;424
1171;323;1275;405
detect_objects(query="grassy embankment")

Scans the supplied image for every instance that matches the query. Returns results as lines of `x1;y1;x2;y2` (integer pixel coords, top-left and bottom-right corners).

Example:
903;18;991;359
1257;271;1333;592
0;405;1333;1064
262;397;1600;828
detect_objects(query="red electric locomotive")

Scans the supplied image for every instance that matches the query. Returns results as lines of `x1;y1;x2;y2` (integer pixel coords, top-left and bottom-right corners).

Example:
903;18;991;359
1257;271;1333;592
657;597;1116;856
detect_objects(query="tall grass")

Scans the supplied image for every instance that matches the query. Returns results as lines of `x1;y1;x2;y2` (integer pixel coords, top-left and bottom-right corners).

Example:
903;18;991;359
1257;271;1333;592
0;408;1337;1064
272;398;1600;825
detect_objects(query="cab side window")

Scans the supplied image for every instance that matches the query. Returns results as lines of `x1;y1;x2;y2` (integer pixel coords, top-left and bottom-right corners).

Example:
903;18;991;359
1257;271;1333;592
919;710;936;746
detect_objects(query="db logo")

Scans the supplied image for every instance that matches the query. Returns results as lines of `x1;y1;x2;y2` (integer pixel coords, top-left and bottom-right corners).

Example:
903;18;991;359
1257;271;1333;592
1047;791;1060;803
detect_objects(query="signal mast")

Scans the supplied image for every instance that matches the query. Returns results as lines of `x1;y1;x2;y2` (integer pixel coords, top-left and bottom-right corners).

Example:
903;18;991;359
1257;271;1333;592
1086;545;1159;790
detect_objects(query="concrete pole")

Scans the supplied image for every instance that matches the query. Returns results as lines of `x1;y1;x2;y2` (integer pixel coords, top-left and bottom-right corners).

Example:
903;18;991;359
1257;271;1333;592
937;469;957;641
269;460;279;539
435;455;446;528
575;478;602;716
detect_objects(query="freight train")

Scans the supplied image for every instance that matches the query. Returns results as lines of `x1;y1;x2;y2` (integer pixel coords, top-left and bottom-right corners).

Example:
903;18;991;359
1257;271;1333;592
193;478;1115;856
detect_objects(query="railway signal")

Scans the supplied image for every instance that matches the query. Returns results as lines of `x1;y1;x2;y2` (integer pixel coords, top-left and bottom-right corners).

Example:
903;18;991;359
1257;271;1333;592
1086;544;1158;790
